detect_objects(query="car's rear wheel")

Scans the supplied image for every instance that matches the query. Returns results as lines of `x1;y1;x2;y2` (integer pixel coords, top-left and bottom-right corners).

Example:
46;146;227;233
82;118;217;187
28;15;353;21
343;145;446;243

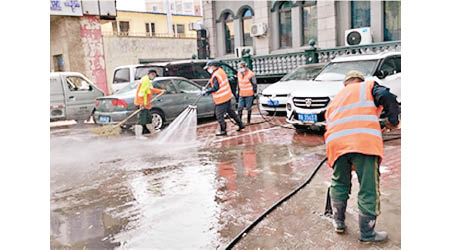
150;109;165;130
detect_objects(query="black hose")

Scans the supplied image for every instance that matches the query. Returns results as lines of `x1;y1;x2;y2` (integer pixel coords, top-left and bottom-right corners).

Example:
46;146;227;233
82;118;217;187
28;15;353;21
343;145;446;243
223;135;401;249
224;157;328;250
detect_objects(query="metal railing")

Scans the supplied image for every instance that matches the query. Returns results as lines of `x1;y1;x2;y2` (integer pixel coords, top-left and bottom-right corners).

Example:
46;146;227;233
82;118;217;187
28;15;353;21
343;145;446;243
221;41;401;76
102;31;197;39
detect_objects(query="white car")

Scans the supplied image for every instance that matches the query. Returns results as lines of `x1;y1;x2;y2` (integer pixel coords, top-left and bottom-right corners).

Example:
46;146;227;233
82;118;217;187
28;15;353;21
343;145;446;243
259;63;326;115
286;51;401;131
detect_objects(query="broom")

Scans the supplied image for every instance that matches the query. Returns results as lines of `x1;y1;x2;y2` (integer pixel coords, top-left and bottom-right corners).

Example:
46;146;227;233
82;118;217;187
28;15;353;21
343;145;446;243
91;92;165;137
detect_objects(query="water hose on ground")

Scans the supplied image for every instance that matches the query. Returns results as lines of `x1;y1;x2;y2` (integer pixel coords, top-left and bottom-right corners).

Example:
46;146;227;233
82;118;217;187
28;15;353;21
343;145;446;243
223;135;401;249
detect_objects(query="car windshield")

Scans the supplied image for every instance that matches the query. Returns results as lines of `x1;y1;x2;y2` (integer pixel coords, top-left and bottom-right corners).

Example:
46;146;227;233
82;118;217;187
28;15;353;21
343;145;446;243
314;60;378;81
280;65;324;81
135;66;164;80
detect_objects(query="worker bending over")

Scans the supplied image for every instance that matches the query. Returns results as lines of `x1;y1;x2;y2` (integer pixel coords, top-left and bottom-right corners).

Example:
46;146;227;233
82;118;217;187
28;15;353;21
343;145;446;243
321;70;400;243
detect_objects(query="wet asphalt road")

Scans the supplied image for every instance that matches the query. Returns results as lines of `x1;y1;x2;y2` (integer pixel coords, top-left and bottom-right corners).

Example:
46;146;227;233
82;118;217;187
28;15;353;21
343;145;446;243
50;115;401;250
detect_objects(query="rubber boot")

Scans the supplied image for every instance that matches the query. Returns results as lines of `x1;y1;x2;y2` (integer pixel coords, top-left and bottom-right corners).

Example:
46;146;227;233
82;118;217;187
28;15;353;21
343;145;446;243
216;123;227;136
146;123;157;135
135;125;144;139
331;199;347;233
236;121;245;131
247;110;252;125
358;213;388;243
238;110;243;122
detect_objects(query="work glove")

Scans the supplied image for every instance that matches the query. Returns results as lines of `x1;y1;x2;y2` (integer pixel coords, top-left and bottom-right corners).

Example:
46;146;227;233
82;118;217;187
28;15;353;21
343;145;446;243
382;119;401;132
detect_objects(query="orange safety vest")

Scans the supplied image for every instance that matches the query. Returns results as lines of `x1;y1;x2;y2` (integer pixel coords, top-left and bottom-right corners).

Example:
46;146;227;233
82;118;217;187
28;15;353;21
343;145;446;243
237;70;256;97
210;68;233;105
134;82;163;109
324;80;383;167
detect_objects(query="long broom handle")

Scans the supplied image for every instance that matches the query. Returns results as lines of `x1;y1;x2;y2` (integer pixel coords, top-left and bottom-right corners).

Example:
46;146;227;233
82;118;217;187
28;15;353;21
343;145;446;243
116;92;165;127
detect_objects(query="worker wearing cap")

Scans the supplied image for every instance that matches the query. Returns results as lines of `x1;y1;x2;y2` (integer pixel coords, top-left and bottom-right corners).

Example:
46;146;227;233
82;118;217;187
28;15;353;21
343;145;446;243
236;61;257;125
134;69;165;139
202;61;245;136
322;70;400;242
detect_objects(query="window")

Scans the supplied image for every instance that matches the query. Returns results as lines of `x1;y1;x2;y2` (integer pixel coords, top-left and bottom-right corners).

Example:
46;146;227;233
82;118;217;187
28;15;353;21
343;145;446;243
176;24;185;34
379;56;401;76
192;64;211;79
224;13;235;54
119;21;129;35
302;2;317;46
145;23;150;36
166;64;194;79
135;66;164;80
279;1;292;49
152;6;158;12
66;76;91;91
53;54;64;72
315;60;378;81
113;68;130;83
176;80;201;94
384;1;401;41
351;1;370;29
152;80;177;94
151;23;156;36
241;9;253;47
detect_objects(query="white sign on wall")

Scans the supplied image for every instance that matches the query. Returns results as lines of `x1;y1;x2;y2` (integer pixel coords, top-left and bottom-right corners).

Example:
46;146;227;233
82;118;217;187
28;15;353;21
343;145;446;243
50;0;83;16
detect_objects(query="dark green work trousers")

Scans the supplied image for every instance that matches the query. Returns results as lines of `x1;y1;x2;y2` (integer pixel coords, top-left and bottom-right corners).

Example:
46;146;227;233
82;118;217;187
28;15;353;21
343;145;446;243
330;153;381;217
137;108;152;126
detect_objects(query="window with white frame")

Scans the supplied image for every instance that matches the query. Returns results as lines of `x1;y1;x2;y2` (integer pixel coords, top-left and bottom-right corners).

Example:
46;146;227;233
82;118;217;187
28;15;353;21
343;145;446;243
241;8;254;47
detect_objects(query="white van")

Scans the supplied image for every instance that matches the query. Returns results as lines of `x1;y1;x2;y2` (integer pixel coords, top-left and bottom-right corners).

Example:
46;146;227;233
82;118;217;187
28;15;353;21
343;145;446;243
111;64;165;93
50;72;104;122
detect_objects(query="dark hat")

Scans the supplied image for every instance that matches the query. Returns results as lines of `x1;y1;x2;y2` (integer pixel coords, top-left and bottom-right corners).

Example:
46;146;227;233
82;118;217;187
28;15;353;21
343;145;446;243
203;60;220;70
148;69;157;74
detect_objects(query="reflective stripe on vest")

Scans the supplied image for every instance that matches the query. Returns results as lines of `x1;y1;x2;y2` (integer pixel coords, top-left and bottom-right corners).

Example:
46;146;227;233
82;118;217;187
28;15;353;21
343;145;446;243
324;80;383;167
211;68;233;104
238;70;255;97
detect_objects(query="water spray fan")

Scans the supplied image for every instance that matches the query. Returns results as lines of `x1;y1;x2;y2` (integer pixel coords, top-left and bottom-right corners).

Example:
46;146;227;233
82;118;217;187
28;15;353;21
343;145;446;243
90;92;165;137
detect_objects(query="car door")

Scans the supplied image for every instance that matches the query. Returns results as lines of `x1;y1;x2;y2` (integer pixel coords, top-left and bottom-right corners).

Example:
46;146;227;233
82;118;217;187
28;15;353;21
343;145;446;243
63;74;102;121
50;75;66;120
374;56;401;102
173;78;215;117
151;79;186;121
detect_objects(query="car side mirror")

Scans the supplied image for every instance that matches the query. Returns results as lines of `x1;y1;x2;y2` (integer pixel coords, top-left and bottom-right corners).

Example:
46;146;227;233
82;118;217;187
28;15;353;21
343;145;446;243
376;70;388;79
89;85;93;91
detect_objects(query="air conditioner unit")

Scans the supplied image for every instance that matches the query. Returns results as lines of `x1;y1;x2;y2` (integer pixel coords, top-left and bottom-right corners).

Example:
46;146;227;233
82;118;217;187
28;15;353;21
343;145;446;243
345;27;372;46
188;21;205;31
235;46;254;58
250;23;267;37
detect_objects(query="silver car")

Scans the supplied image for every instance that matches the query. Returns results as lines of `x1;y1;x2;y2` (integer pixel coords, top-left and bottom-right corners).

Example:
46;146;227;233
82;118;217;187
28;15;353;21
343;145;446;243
93;77;220;129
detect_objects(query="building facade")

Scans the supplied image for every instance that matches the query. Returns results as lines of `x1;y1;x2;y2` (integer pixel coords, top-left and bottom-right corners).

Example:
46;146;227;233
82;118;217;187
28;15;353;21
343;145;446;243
50;0;116;94
203;0;400;59
100;10;202;38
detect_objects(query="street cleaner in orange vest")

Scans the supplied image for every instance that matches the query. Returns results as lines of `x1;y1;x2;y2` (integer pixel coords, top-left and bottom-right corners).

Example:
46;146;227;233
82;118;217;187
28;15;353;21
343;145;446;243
202;60;245;136
236;61;257;125
134;69;165;139
320;70;400;243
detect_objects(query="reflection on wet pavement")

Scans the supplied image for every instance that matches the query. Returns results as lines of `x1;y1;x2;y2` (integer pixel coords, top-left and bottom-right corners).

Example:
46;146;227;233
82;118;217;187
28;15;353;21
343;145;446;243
50;116;401;249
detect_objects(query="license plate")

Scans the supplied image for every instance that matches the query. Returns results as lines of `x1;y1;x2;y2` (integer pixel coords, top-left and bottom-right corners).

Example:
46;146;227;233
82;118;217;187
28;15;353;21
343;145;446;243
99;115;110;123
298;113;317;122
266;100;279;107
